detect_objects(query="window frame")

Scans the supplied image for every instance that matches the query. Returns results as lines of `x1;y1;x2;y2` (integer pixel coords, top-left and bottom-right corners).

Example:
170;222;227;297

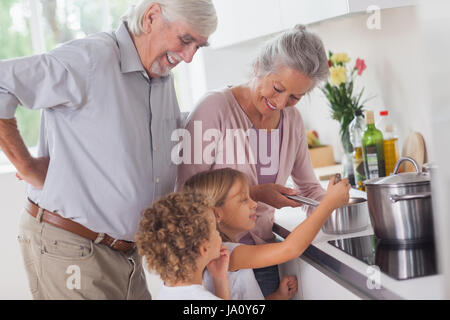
0;0;49;166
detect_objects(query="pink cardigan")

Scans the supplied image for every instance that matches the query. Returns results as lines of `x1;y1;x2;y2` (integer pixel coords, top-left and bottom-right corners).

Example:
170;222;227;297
176;87;326;243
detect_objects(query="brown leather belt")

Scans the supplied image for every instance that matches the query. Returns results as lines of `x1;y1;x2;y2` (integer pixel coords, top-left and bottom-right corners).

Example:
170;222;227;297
25;199;136;252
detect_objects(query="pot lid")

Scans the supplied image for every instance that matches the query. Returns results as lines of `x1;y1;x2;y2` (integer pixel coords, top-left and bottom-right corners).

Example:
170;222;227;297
364;172;430;186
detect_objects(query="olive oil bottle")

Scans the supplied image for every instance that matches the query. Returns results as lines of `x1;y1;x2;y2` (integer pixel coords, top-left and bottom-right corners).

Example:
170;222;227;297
362;110;386;179
376;110;399;175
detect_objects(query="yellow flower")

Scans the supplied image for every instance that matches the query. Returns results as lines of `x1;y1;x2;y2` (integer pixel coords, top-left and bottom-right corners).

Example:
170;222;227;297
330;66;347;86
330;53;350;65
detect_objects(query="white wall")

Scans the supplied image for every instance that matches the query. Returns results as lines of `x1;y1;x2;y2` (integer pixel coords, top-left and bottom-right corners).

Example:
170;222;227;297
195;6;431;163
418;0;450;298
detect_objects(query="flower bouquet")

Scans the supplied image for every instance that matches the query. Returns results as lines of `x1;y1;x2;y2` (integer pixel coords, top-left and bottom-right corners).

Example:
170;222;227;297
321;51;371;183
321;52;370;152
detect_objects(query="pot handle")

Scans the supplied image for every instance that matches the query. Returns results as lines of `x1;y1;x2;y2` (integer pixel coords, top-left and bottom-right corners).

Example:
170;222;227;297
389;192;432;203
393;156;420;174
283;194;320;207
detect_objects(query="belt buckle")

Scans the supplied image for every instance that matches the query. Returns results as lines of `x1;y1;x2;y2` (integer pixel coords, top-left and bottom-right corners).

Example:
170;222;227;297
36;207;44;223
110;238;135;252
110;238;118;249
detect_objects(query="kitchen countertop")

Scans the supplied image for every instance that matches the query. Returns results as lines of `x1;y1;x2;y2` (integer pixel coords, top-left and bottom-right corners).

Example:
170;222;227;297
273;186;444;300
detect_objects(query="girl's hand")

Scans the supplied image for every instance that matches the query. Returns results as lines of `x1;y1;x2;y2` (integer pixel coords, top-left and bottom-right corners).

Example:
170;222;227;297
206;246;230;280
278;275;298;299
266;275;298;300
323;176;351;210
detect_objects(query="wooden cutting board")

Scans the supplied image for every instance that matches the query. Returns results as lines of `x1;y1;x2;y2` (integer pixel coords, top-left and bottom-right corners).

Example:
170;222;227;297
400;132;427;172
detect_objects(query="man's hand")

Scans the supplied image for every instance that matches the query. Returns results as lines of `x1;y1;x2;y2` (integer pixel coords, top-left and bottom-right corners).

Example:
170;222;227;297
16;157;50;190
0;118;49;189
250;183;302;209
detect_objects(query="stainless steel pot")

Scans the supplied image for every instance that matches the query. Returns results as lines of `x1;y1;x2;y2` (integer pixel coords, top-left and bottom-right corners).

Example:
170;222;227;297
364;157;434;243
285;194;370;235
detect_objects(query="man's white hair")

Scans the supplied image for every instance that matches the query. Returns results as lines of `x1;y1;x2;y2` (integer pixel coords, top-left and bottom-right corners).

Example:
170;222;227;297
122;0;217;38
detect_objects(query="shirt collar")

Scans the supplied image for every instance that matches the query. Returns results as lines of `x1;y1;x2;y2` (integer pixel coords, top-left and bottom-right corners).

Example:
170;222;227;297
114;22;172;84
114;22;146;74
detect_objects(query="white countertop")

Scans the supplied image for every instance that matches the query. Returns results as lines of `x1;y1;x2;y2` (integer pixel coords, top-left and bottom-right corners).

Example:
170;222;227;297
274;186;444;300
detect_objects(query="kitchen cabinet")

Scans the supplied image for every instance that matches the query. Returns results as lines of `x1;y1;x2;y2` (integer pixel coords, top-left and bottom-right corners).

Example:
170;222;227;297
210;0;418;49
297;258;361;300
347;0;418;12
279;0;348;30
278;257;360;300
277;252;361;300
210;0;284;49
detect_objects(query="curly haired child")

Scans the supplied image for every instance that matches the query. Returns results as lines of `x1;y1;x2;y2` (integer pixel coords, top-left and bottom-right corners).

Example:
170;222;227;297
183;168;350;300
135;191;230;300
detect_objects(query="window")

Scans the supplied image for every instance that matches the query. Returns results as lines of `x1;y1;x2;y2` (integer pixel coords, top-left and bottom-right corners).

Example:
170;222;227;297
39;0;134;50
1;0;196;165
1;0;37;151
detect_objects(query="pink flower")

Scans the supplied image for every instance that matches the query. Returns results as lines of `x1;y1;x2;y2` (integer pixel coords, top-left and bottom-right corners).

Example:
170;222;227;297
355;58;366;75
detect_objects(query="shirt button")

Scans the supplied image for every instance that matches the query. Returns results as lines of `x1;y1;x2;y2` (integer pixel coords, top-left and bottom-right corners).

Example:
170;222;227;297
156;178;160;183
153;146;157;151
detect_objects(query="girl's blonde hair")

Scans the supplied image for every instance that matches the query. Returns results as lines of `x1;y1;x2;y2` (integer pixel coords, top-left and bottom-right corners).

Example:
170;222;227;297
183;168;249;242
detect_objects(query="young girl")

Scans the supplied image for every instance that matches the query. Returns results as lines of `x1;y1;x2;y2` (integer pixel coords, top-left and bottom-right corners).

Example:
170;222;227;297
135;191;230;300
183;168;350;299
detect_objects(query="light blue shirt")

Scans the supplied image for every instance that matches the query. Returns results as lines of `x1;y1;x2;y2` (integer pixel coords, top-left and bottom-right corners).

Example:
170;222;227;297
0;22;182;241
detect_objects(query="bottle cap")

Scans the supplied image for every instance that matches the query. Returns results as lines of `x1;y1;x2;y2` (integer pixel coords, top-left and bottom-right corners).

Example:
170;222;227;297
365;110;374;125
380;110;389;116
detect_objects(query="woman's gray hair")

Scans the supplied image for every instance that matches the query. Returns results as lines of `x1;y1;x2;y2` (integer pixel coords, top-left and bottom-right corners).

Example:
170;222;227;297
122;0;217;38
254;25;329;89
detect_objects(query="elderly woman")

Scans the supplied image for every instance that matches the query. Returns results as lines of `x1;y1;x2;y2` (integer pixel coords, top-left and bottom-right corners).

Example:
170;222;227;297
176;25;331;296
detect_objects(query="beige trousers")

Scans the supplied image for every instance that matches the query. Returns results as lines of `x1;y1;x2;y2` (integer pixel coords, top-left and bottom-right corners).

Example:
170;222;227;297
17;210;151;300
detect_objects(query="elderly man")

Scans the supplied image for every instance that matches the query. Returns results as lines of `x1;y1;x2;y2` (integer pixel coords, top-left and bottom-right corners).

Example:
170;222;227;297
0;0;217;300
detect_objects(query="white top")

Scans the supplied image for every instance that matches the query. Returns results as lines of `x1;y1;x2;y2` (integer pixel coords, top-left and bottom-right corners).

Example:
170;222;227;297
0;22;182;241
156;284;222;300
203;242;265;300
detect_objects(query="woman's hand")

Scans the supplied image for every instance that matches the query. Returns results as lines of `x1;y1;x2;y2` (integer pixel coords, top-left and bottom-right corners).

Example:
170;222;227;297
250;184;302;209
322;176;351;210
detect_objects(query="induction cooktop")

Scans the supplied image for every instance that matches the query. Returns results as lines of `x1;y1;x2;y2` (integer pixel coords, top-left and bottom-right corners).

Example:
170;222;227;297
328;235;438;280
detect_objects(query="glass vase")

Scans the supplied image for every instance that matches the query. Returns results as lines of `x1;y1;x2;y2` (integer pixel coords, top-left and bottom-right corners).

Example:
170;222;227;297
341;127;355;186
